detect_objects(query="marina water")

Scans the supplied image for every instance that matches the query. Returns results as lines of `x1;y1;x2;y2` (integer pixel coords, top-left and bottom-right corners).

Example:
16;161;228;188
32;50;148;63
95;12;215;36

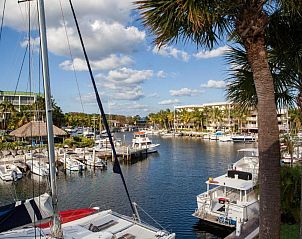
0;132;254;238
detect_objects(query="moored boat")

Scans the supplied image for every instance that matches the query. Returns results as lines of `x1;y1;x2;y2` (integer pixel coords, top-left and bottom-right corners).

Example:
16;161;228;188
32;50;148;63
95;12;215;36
26;160;49;176
132;131;160;153
0;164;23;181
193;148;259;232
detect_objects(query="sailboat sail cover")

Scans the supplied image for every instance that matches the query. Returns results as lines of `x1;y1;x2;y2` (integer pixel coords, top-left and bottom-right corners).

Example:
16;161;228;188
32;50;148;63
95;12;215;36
0;193;53;233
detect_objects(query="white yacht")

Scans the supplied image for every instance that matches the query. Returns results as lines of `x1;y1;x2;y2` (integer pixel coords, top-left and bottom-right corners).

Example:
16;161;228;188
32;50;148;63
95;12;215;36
0;164;23;181
26;160;49;177
132;132;160;153
193;148;259;229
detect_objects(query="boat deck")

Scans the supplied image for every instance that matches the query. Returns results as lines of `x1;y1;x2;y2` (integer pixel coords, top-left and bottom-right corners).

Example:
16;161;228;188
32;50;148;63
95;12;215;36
193;210;235;228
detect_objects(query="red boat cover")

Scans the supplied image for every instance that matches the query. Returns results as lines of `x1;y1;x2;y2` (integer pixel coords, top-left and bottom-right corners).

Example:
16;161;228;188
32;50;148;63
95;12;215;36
38;208;97;228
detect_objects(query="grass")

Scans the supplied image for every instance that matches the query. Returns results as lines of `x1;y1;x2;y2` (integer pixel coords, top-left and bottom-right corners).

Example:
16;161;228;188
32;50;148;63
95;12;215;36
281;224;299;239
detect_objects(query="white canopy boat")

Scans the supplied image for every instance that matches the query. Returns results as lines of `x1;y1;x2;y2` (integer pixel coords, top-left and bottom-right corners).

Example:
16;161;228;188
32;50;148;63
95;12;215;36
132;132;160;153
193;148;259;230
0;164;23;181
26;160;49;176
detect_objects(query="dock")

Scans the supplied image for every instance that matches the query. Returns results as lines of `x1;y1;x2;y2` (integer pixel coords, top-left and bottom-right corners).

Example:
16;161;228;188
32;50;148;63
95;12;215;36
224;218;259;239
95;146;149;161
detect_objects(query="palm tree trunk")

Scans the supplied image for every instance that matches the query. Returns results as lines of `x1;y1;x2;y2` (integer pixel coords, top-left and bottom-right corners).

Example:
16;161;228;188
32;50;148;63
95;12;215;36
245;37;281;238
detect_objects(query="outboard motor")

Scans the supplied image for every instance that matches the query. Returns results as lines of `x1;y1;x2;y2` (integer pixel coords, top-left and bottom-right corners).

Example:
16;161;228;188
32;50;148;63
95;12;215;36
78;164;83;171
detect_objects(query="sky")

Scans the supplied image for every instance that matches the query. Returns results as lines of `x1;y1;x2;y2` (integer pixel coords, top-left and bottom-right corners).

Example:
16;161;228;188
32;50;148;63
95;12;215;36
0;0;230;116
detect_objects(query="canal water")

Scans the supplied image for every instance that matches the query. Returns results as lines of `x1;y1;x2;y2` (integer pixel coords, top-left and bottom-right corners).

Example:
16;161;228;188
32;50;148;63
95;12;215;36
0;133;254;238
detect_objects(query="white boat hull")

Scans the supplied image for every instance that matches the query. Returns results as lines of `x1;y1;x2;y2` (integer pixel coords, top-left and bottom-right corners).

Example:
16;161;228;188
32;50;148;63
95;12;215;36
26;160;49;177
0;210;175;239
0;164;23;181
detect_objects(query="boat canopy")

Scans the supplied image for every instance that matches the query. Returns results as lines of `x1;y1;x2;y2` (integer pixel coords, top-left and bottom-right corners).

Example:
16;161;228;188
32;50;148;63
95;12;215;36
0;193;53;233
206;174;254;191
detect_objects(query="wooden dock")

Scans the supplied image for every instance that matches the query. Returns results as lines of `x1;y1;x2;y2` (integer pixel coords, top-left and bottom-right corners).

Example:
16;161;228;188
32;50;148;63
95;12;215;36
224;218;259;239
95;146;149;162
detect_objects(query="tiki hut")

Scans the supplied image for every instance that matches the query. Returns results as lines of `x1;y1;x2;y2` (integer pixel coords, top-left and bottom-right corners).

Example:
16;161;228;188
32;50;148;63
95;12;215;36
9;121;67;144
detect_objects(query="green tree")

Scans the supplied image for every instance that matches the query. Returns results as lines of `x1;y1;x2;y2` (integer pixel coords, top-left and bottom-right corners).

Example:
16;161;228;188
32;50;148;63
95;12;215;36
0;101;16;130
135;1;302;237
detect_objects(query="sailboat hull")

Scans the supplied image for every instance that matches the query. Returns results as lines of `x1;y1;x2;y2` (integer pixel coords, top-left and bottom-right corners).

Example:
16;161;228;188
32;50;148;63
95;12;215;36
0;210;176;239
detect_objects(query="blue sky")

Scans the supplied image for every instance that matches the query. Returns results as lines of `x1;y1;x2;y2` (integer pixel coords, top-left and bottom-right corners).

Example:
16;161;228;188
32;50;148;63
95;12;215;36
0;0;230;116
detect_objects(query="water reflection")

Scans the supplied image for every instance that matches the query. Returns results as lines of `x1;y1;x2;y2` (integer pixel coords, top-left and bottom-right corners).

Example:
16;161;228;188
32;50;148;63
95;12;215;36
0;132;255;238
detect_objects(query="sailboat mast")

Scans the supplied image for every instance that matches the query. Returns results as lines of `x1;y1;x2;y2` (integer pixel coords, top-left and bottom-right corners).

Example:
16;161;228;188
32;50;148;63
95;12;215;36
37;0;63;237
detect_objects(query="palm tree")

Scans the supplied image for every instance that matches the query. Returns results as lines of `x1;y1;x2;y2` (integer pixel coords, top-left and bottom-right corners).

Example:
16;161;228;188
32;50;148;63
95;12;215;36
288;109;302;135
0;101;16;130
135;1;302;237
179;109;192;130
202;106;211;131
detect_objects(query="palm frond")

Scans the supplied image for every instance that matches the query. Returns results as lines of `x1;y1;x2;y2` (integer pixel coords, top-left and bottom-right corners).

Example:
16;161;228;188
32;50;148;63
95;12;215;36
135;0;233;48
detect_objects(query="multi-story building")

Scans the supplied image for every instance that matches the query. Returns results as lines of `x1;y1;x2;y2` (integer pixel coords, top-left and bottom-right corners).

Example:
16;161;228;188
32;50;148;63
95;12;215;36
0;91;39;111
174;102;288;132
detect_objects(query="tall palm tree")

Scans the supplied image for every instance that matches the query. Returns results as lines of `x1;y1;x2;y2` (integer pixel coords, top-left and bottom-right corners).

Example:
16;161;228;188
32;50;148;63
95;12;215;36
135;1;302;237
0;101;16;130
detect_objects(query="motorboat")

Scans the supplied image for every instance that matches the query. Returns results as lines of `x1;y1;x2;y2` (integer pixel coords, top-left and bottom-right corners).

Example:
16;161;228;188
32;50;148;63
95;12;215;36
84;152;107;168
0;164;23;181
26;160;49;176
219;135;233;142
59;156;85;171
132;131;160;153
193;148;259;230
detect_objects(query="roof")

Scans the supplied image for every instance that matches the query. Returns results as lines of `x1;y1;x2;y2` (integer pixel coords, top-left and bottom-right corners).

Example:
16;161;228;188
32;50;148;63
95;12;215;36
0;91;42;97
9;121;67;137
207;174;254;191
175;101;233;109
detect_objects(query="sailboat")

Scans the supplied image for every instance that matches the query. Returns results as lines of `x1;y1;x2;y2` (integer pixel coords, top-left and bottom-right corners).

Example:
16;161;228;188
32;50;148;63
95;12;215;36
0;0;175;238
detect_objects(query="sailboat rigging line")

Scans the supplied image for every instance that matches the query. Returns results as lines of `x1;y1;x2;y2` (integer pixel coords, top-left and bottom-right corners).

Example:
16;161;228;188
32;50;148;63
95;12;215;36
27;1;38;236
36;6;44;237
136;204;168;231
13;43;29;97
58;0;85;113
68;0;136;216
0;0;6;43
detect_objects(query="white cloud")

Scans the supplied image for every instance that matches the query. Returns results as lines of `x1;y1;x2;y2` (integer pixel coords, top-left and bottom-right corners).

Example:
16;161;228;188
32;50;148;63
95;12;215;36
147;93;159;98
60;54;133;71
170;88;199;97
194;46;229;59
4;1;145;60
201;80;227;89
46;22;145;59
158;99;180;105
106;68;153;85
110;86;144;101
95;67;154;101
156;70;166;78
153;46;189;62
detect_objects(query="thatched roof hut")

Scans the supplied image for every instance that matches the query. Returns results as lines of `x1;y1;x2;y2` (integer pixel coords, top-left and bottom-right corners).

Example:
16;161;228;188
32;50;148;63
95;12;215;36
9;121;67;138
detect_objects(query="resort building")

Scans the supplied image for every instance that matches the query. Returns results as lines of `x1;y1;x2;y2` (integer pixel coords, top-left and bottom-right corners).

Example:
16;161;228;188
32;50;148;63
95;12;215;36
174;102;288;133
0;91;39;111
